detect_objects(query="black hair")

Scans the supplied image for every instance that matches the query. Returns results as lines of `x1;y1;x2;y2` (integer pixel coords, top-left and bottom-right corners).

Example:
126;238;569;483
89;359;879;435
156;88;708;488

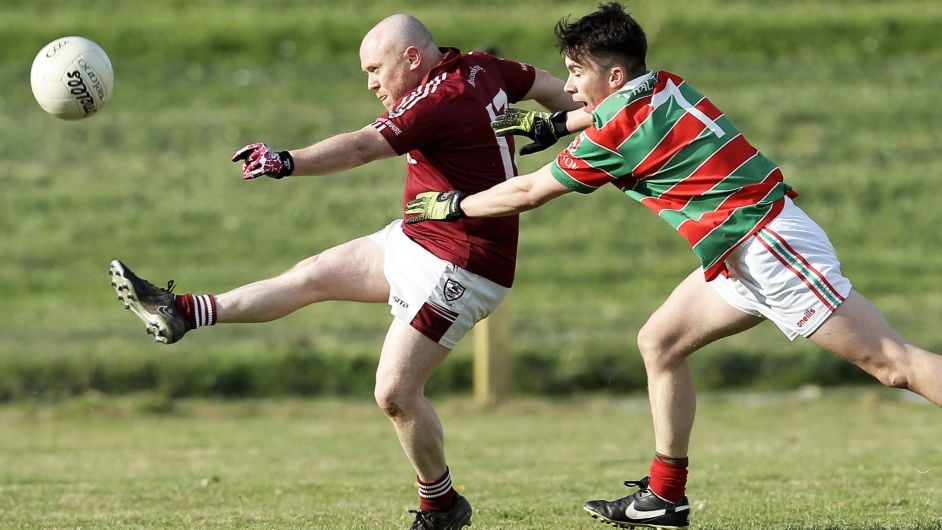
554;2;647;72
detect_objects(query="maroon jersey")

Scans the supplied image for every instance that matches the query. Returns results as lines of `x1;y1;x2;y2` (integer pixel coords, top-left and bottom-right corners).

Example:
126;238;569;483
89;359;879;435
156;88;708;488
373;48;536;287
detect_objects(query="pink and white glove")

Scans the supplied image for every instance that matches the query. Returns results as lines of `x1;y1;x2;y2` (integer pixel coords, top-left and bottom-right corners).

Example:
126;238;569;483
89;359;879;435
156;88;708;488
231;142;294;180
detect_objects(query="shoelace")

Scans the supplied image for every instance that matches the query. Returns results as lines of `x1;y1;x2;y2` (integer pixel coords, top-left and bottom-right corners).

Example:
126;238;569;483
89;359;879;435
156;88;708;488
624;476;651;491
408;509;436;530
136;274;175;296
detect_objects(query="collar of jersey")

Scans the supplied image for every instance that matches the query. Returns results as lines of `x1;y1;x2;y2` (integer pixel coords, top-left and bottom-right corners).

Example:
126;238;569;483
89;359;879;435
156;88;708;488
422;47;461;84
591;70;655;121
620;70;654;92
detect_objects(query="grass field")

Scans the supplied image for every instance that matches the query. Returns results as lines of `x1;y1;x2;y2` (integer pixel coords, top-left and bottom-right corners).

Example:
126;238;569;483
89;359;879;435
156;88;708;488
1;3;942;526
1;389;939;529
2;0;942;396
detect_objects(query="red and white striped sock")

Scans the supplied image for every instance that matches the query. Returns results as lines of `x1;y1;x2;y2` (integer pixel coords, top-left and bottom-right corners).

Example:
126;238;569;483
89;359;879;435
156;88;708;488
174;294;217;328
418;467;457;512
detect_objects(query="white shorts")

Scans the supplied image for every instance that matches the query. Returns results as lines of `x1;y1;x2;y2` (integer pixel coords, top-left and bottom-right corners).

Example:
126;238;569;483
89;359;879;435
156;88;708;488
708;198;853;340
368;220;510;349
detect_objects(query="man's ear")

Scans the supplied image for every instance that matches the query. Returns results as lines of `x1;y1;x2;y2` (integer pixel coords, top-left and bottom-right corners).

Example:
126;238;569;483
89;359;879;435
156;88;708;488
609;65;627;89
404;46;422;71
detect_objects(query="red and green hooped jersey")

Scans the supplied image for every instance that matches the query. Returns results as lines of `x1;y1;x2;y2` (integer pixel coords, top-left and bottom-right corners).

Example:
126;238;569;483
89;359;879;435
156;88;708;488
551;70;796;280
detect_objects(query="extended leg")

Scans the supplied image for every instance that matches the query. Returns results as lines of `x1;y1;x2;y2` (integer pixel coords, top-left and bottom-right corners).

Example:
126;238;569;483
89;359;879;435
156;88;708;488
810;290;942;405
110;236;388;343
215;236;389;322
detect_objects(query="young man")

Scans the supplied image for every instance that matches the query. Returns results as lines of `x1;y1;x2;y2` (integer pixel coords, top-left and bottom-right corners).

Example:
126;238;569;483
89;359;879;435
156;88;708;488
109;13;578;530
405;3;942;528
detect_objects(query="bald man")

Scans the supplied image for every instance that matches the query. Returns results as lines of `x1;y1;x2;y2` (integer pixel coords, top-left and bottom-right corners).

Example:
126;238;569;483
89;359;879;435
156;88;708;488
109;13;579;530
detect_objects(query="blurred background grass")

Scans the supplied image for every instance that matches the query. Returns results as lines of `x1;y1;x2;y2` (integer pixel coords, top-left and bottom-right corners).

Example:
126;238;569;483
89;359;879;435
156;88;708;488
1;0;941;399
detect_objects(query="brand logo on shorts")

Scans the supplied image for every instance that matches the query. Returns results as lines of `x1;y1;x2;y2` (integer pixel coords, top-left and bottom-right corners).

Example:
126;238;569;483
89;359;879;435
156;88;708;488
443;279;466;302
392;296;409;310
796;308;816;328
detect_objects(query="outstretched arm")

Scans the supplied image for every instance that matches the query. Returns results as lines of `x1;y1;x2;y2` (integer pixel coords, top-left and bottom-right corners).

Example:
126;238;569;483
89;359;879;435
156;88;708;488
288;125;397;175
494;69;592;155
462;163;572;216
232;125;396;180
525;70;591;132
405;163;572;222
524;68;581;113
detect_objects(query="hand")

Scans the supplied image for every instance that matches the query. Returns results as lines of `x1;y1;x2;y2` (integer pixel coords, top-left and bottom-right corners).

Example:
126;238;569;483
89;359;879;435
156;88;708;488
231;142;295;180
404;191;466;224
491;108;570;155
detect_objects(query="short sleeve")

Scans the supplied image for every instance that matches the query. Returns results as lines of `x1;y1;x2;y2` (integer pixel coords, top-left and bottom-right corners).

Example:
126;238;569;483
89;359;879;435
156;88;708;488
488;55;537;103
550;132;622;194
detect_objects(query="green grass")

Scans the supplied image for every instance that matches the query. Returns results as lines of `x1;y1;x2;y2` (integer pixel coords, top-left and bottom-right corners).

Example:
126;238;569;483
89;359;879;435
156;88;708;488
1;4;940;527
2;1;942;394
1;389;939;529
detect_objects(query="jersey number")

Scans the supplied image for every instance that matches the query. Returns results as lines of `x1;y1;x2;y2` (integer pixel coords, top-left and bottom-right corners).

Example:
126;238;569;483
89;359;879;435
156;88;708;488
485;89;515;178
651;79;725;138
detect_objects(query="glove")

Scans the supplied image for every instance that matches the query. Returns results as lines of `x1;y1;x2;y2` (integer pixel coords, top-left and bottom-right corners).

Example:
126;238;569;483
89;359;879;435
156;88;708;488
491;108;570;155
404;191;466;224
231;142;295;180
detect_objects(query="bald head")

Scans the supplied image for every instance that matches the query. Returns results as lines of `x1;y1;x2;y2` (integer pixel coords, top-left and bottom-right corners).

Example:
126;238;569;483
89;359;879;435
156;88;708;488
359;14;443;110
360;14;436;56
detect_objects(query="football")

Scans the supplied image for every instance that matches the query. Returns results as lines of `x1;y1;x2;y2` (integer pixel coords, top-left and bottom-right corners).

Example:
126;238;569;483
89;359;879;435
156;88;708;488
30;36;114;120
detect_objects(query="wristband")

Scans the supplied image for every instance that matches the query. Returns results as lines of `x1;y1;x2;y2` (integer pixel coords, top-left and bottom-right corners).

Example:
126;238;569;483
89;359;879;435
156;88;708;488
549;111;570;138
277;151;294;178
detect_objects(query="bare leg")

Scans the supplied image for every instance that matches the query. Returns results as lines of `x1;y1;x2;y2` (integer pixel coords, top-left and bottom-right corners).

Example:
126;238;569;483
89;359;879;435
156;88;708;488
215;237;389;323
374;318;452;481
638;270;763;456
810;290;942;405
211;234;459;479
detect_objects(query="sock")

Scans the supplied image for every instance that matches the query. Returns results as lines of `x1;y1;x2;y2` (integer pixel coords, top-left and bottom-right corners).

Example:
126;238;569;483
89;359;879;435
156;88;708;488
174;294;217;328
418;467;457;512
649;452;688;503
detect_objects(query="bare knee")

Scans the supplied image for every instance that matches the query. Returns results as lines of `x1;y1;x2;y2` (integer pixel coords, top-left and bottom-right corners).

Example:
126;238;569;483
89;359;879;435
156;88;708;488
374;383;416;420
378;398;405;419
881;371;909;389
865;358;909;389
278;254;330;301
834;342;913;390
637;325;686;371
287;254;322;283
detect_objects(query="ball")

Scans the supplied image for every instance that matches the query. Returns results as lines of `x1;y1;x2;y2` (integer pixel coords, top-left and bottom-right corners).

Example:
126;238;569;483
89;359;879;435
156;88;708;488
30;36;114;120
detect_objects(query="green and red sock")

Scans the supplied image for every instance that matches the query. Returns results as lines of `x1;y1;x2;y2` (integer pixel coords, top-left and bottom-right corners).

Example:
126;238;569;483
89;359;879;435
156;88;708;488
649;452;688;503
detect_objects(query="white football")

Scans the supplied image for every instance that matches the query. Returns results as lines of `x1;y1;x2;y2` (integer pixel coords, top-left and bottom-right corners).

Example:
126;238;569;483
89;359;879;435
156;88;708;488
30;36;114;120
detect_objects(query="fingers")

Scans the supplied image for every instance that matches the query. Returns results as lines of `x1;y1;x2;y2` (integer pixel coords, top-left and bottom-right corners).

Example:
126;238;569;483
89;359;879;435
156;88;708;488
234;143;279;180
519;141;550;156
405;192;440;222
238;155;261;180
404;191;463;223
491;108;529;136
231;142;263;162
502;108;526;120
242;163;264;180
492;122;526;136
490;114;517;129
241;153;270;180
494;127;523;138
404;194;433;214
404;202;428;224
